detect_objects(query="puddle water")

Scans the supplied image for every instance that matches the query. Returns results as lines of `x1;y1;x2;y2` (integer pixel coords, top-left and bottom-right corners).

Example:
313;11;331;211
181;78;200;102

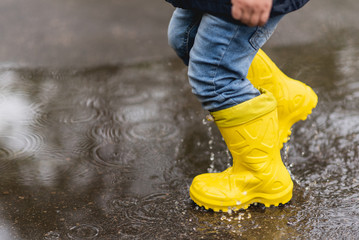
1;31;359;239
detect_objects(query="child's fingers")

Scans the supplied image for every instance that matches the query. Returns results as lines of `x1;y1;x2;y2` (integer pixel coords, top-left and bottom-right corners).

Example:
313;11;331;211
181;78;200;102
258;10;270;26
240;8;252;25
248;12;261;27
231;6;242;20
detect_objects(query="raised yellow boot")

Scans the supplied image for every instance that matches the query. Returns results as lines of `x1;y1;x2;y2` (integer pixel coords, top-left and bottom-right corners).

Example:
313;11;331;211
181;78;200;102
189;89;293;212
247;49;318;148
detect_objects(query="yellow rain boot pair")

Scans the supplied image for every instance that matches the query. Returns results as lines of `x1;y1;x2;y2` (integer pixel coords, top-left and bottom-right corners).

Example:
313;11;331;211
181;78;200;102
189;89;293;211
247;49;318;148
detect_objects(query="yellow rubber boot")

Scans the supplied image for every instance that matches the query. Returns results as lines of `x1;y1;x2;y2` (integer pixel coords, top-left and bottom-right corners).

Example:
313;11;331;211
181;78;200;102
247;49;318;148
189;89;293;212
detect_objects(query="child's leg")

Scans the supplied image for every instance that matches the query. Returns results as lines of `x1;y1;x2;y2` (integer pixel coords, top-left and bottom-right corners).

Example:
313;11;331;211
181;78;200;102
187;14;293;211
168;9;317;147
167;8;202;65
188;13;282;111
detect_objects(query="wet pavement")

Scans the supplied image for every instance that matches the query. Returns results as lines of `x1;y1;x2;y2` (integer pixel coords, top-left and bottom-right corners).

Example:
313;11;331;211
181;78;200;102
0;0;359;239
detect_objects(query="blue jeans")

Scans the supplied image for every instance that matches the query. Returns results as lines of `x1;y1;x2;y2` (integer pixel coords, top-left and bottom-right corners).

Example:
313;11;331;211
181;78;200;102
168;9;283;111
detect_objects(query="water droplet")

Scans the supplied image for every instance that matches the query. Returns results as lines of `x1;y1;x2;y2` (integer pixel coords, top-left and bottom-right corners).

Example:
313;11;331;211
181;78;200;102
206;114;214;121
210;152;215;161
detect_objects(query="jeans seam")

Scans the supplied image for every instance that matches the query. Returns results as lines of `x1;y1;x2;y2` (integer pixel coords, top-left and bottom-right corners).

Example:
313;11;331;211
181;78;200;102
249;26;261;50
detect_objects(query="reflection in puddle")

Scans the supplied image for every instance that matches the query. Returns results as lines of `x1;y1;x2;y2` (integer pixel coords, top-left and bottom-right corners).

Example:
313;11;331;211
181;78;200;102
0;37;359;238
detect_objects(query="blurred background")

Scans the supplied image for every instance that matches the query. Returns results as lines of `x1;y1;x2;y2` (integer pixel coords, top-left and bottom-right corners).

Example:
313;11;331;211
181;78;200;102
0;0;356;67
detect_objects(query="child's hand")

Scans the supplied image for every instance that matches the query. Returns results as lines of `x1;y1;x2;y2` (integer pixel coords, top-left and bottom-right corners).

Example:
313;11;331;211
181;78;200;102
231;0;273;26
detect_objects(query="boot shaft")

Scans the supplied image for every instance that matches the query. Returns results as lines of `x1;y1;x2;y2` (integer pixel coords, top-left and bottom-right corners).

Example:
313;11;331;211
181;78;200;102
217;107;280;174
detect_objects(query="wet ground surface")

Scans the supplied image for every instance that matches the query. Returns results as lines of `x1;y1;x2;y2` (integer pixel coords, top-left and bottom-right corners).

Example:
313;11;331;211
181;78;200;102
0;0;359;239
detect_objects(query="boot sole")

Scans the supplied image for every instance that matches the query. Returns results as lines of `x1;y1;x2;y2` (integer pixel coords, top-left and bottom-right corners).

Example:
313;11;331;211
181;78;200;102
190;181;293;212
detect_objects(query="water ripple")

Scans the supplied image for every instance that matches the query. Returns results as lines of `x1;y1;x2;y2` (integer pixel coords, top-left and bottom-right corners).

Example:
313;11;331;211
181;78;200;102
79;97;105;109
111;83;150;105
117;222;151;239
112;193;175;223
124;121;179;142
44;231;61;240
110;192;191;239
82;121;138;167
91;143;134;167
88;122;122;140
0;146;12;160
114;105;174;123
67;224;101;239
0;131;44;160
45;107;99;124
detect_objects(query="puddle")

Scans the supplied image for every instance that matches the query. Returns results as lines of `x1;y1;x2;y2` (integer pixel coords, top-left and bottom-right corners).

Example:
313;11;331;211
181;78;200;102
0;31;359;239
